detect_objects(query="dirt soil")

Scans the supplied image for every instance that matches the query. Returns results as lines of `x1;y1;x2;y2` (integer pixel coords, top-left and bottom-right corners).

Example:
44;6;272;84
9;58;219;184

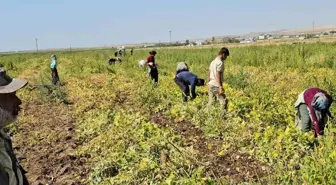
150;112;271;183
12;100;90;185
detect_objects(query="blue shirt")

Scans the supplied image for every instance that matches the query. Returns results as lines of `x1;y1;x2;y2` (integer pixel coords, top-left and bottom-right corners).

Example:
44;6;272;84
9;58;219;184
176;71;198;97
50;58;57;69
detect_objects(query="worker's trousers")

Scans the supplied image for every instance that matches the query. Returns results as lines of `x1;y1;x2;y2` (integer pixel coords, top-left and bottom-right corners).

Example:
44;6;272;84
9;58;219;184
295;103;328;136
174;77;192;102
51;68;60;85
148;66;158;83
208;84;228;110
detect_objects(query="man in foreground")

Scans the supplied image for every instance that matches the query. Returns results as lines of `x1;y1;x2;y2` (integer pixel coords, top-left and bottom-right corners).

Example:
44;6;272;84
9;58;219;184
175;71;205;102
0;69;29;185
295;88;333;137
208;47;230;110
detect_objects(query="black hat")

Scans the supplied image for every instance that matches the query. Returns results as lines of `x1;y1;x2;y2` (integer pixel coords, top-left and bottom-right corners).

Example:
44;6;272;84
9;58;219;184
150;50;157;55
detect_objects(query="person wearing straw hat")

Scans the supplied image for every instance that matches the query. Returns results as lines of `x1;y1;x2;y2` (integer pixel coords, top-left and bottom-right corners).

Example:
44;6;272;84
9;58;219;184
0;69;29;185
295;88;333;137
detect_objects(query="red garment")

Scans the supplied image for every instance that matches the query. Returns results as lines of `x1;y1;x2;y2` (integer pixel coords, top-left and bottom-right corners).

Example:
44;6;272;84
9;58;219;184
303;88;333;135
146;55;155;66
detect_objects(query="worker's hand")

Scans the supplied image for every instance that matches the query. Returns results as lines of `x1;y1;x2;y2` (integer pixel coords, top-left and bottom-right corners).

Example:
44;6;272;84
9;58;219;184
218;87;224;95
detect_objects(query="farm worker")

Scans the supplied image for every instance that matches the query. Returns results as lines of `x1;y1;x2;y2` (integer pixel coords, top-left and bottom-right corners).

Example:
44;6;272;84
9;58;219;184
138;60;146;68
174;71;205;102
146;50;158;84
207;47;230;110
176;61;189;75
0;69;29;185
107;57;122;65
131;48;134;55
50;55;60;85
294;88;333;137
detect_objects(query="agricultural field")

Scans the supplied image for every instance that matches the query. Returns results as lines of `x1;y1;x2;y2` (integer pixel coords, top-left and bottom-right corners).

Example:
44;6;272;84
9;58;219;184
1;42;336;185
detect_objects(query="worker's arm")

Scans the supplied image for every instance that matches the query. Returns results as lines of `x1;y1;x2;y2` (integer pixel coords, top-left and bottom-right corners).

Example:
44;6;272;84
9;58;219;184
0;161;9;185
216;71;222;87
307;105;322;136
216;61;224;87
0;170;8;185
190;78;197;99
146;57;150;66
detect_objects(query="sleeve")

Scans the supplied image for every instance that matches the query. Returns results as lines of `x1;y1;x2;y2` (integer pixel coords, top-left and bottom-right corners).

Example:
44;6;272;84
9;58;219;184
146;57;149;66
216;61;224;72
0;166;8;185
190;77;197;99
307;104;322;135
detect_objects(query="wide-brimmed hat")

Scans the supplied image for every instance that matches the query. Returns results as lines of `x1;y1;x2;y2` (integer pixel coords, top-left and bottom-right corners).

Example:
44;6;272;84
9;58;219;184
0;69;27;94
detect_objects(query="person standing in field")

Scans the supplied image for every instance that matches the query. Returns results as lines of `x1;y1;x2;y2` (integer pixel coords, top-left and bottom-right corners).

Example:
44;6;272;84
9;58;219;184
207;47;230;110
0;69;29;185
130;48;134;55
174;71;205;102
295;88;333;137
146;50;158;84
50;55;60;85
176;61;189;75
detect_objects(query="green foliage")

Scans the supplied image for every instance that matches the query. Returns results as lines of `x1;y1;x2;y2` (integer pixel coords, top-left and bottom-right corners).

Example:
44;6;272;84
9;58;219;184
6;42;336;184
35;84;70;104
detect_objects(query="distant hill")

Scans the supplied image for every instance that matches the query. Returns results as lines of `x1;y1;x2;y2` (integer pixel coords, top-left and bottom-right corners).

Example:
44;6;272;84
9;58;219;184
240;25;336;38
187;25;336;42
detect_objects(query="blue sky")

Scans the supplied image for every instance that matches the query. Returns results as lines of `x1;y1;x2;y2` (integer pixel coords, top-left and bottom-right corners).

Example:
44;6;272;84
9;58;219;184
0;0;335;51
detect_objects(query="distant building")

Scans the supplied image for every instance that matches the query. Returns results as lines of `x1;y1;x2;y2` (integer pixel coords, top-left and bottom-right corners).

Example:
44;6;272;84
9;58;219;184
240;38;255;44
282;35;290;39
299;37;305;40
273;35;282;39
196;41;203;46
258;35;265;40
240;40;252;44
258;34;272;40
